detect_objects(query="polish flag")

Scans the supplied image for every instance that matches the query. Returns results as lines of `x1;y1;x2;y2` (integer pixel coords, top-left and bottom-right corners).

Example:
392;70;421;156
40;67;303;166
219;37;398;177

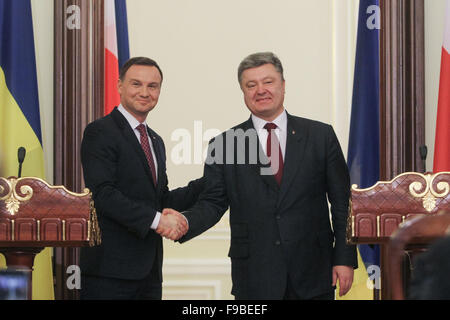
104;0;120;115
434;0;450;172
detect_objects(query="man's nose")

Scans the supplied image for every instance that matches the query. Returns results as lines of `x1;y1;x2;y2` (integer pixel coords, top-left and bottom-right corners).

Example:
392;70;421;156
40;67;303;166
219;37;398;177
256;83;266;94
139;86;150;97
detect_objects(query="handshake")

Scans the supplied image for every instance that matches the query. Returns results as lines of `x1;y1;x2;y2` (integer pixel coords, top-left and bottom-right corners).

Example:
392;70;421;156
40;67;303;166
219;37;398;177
156;208;189;241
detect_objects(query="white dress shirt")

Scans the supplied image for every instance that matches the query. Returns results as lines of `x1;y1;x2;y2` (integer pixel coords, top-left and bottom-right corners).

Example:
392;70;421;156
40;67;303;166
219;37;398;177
117;104;161;230
251;109;287;159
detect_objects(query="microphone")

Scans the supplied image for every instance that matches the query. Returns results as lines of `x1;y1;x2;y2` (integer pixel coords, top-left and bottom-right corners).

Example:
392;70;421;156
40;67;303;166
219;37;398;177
419;145;427;173
18;147;26;178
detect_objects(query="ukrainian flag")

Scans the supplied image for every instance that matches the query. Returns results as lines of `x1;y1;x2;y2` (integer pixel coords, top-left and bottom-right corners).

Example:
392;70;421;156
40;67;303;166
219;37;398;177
336;0;380;300
0;0;54;300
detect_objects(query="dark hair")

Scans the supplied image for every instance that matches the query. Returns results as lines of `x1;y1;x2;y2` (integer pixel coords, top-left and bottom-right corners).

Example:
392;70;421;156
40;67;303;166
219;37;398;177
238;52;284;85
119;57;163;83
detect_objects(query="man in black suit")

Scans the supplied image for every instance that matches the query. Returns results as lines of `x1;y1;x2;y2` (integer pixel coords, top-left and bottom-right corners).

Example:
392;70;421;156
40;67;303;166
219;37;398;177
167;52;357;299
80;57;203;299
409;235;450;300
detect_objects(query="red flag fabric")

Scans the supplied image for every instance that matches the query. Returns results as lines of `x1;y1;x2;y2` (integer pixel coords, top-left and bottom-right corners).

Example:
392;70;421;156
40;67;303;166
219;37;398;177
434;0;450;172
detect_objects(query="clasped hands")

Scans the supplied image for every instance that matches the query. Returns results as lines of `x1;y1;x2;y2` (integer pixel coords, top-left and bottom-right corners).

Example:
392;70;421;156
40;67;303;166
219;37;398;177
156;208;188;241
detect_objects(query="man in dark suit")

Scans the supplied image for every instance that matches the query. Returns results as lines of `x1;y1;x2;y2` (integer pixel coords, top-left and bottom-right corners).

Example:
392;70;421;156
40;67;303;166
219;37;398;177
167;52;357;299
409;235;450;300
80;57;203;299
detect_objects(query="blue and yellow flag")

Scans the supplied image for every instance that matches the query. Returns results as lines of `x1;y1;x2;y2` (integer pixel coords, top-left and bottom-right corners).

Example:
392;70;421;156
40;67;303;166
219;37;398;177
337;0;381;300
0;0;54;300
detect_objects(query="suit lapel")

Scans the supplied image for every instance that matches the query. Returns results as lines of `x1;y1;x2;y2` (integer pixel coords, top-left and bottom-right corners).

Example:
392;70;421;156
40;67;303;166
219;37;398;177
111;108;156;190
277;114;308;206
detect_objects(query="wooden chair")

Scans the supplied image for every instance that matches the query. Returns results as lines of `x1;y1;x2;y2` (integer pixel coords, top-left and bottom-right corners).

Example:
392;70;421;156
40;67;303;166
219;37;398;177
386;210;450;300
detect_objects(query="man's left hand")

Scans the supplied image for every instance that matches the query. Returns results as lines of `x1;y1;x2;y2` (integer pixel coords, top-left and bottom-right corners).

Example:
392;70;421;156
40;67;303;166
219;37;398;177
332;265;354;297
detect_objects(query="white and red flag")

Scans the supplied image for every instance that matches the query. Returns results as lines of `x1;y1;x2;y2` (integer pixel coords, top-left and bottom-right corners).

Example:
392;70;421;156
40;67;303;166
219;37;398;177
434;0;450;172
104;0;129;115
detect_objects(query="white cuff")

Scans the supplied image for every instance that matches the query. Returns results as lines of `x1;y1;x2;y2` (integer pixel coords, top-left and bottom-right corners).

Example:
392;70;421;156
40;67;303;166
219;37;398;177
151;211;162;230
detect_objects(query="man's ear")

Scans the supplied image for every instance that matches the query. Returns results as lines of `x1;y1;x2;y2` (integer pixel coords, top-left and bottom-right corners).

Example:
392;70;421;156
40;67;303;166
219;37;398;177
117;79;122;95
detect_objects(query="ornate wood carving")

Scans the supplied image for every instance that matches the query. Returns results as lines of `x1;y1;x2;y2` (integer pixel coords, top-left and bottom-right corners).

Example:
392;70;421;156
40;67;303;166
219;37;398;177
0;177;101;247
0;176;101;300
348;172;450;243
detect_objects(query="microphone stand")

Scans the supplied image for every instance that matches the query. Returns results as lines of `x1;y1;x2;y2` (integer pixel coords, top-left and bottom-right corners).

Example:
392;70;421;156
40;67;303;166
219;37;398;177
17;147;26;178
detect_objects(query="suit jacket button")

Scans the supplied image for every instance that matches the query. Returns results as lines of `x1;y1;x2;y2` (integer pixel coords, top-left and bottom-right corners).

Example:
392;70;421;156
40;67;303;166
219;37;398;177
275;240;281;246
276;215;281;220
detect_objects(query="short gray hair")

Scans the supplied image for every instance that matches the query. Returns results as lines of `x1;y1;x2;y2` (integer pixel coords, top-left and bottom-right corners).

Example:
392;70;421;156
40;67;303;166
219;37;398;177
237;52;284;85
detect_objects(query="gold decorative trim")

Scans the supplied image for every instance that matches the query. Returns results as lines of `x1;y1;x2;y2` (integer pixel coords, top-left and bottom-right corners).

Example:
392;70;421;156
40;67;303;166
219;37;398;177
377;216;380;237
352;216;355;238
346;197;355;243
352;172;450;213
408;173;450;212
26;176;90;197
351;171;450;192
0;177;90;216
0;178;34;215
2;177;90;197
11;220;15;241
89;199;101;246
0;177;102;246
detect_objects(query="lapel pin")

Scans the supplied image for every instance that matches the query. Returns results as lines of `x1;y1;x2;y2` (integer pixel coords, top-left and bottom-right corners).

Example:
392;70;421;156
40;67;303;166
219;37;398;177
292;130;296;135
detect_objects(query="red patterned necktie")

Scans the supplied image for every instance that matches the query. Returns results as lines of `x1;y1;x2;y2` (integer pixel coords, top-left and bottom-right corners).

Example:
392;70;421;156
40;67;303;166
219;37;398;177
137;124;157;186
264;123;284;185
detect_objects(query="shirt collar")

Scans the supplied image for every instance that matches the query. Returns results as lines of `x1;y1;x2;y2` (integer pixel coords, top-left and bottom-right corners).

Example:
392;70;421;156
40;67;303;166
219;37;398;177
118;104;145;130
251;109;287;132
